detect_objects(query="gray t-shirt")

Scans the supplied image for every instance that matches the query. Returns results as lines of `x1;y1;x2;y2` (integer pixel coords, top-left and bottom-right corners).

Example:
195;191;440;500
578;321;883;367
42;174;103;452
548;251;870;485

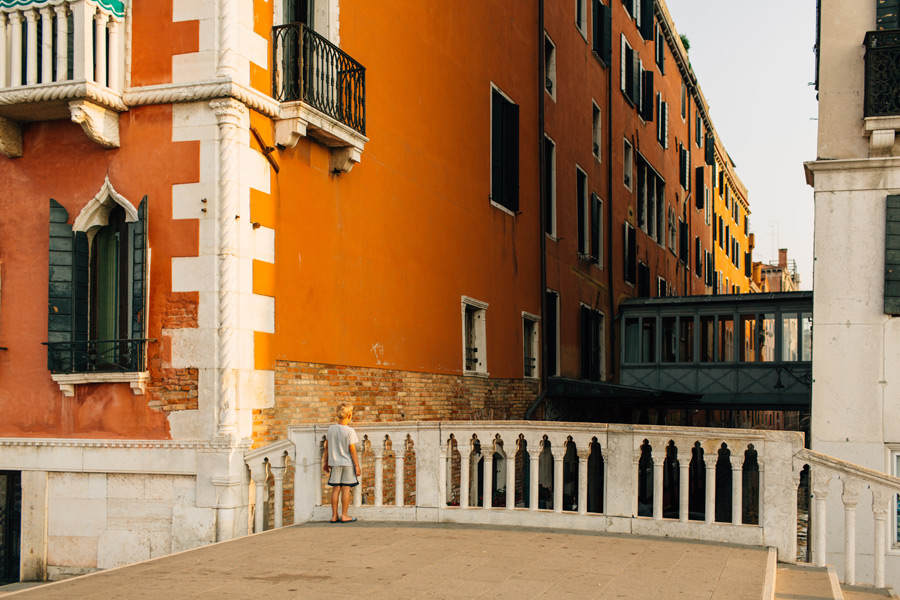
326;424;360;467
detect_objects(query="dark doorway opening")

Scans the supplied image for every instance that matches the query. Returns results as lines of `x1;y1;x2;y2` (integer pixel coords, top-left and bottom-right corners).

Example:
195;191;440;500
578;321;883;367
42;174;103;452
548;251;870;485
0;471;22;584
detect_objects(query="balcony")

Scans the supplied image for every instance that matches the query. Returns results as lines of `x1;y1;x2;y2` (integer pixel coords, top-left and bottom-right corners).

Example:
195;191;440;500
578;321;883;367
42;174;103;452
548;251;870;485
43;338;151;396
0;0;126;157
272;22;367;172
863;30;900;156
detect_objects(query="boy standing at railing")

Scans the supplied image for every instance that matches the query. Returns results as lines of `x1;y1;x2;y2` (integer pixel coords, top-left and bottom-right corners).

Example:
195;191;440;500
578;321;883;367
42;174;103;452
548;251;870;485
323;403;362;523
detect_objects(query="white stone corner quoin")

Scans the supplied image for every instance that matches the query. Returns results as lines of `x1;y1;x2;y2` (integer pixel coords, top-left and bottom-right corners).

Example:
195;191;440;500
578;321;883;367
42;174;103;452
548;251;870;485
0;116;23;158
69;99;121;149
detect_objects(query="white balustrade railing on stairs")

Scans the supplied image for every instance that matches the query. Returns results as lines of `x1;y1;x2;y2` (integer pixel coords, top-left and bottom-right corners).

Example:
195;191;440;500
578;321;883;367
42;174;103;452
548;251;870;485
244;421;900;591
0;0;124;93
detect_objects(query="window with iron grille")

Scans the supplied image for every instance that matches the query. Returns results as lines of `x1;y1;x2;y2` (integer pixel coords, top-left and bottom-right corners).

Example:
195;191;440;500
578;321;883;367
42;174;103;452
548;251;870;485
491;87;519;213
462;297;488;375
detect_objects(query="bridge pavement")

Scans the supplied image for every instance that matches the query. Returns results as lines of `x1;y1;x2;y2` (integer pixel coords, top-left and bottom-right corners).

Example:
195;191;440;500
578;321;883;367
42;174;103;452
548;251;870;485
2;522;771;599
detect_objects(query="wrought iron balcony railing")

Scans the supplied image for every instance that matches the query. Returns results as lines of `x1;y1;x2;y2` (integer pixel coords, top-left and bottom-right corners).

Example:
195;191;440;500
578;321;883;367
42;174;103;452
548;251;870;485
272;23;366;135
43;338;152;374
864;29;900;118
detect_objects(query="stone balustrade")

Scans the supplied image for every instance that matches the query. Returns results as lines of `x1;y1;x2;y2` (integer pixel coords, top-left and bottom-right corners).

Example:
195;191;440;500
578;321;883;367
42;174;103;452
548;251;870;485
245;421;900;590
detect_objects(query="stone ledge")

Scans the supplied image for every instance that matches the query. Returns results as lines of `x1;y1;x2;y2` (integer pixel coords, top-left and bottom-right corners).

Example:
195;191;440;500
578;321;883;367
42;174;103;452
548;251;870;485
51;371;150;397
274;101;368;173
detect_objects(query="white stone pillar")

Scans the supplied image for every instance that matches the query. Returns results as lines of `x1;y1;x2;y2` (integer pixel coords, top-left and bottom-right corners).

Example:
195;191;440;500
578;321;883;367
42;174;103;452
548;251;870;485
93;12;108;86
758;459;766;530
439;443;447;505
314;443;323;506
552;446;564;513
216;0;239;78
812;469;830;567
394;447;405;507
0;13;7;87
39;7;52;83
9;12;22;87
53;5;68;82
70;0;94;81
459;444;471;510
577;448;589;515
652;452;665;520
373;447;384;507
841;479;860;586
731;453;744;526
249;462;268;533
210;98;245;441
271;464;285;528
679;458;690;523
703;451;717;525
483;448;494;510
872;488;890;589
506;444;516;510
24;9;37;85
528;447;540;510
107;17;122;91
632;449;642;517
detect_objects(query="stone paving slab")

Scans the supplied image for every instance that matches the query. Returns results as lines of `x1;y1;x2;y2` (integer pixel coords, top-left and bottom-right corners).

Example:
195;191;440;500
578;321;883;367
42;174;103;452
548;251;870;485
2;522;771;600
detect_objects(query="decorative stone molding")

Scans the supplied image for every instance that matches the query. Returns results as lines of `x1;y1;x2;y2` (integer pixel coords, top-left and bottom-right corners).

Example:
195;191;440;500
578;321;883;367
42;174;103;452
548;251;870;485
72;174;137;233
123;80;279;117
275;101;367;173
0;80;127;112
69;98;120;148
864;115;900;157
0;116;22;158
50;371;149;397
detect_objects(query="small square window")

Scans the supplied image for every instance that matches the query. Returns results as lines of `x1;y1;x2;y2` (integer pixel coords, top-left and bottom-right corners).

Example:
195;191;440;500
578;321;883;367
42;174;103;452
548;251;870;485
462;297;489;375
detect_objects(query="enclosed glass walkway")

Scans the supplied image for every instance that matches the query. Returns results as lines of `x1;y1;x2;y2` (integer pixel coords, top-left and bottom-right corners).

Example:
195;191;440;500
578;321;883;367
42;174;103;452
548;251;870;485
619;292;812;409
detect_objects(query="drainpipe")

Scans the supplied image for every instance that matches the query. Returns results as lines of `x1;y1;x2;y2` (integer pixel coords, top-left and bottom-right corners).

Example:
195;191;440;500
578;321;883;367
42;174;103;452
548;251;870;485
606;37;616;382
528;0;547;421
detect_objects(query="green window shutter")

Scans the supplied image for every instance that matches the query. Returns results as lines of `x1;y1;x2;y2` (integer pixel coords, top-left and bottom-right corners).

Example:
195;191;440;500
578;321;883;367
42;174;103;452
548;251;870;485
590;193;601;263
580;305;591;380
641;70;654;122
601;3;612;65
885;195;900;314
705;136;715;165
129;196;148;339
640;0;654;40
695;166;705;210
877;0;900;30
48;200;73;371
491;89;504;207
503;99;519;213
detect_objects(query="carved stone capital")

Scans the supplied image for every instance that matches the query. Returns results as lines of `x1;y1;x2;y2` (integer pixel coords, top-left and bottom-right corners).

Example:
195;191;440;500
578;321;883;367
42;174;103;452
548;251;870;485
576;448;590;461
0;117;22;158
527;448;542;460
269;465;286;481
841;477;862;508
651;453;666;467
811;469;832;498
703;454;718;469
730;455;745;470
69;99;120;148
248;461;268;485
872;487;893;517
210;98;246;127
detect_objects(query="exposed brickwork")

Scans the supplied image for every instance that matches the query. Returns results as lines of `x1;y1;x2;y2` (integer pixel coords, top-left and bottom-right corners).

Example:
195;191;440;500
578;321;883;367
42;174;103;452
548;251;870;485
146;366;199;412
253;361;540;446
160;293;199;329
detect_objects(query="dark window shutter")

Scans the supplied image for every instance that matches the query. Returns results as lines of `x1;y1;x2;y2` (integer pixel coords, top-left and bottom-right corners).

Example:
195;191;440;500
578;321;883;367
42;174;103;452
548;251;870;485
744;251;752;278
877;0;900;30
695;237;702;276
577;170;587;254
590;193;601;263
503;99;519;212
638;263;650;297
545;290;558;376
543;138;554;234
129;196;148;339
48;200;74;371
640;0;654;40
580;305;591;379
624;45;635;104
887;195;900;313
600;3;612;65
631;54;641;107
678;221;689;264
642;70;654;121
624;223;636;284
695;166;705;209
491;90;504;206
705;136;715;165
73;230;88;347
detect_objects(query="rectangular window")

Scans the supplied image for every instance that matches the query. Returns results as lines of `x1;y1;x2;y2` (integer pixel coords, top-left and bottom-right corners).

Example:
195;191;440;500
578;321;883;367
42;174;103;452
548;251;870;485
695;166;705;210
591;193;603;265
638;262;651;297
695;237;702;277
695;114;702;147
656;94;668;148
577;166;589;256
637;159;647;231
624;222;636;284
621;36;638;106
576;0;587;35
678;220;689;265
641;69;654;122
592;0;612;66
668;206;676;252
544;34;557;100
544;135;557;237
523;314;539;378
680;82;686;120
655;24;665;74
679;144;688;190
491;87;520;213
657;276;667;298
462;297;489;375
705;188;711;225
592;102;602;160
655;178;665;245
622;0;634;18
623;139;634;190
705;250;713;286
580;305;605;381
545;290;560;376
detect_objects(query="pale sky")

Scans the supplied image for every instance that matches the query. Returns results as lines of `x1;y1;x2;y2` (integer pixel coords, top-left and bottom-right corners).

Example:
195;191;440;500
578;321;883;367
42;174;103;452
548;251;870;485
664;0;819;290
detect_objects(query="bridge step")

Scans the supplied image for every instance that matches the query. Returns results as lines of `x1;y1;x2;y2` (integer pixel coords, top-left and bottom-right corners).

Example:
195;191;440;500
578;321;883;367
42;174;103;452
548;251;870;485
841;584;900;600
775;564;843;600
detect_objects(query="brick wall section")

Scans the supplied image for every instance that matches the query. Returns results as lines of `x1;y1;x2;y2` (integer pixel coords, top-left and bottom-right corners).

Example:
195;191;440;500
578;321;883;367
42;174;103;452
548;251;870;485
253;360;540;445
147;294;200;411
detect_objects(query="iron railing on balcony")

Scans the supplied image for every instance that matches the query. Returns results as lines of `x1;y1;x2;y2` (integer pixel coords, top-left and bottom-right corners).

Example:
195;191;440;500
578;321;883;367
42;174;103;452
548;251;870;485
43;338;153;374
864;29;900;117
272;23;366;135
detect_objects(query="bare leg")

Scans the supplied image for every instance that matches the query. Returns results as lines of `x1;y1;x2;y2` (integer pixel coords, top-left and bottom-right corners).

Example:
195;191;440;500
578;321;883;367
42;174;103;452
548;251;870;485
331;486;340;522
340;486;352;521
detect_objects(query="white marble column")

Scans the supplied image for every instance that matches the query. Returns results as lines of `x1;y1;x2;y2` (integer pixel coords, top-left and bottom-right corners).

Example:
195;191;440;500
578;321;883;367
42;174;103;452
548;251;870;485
39;7;52;83
812;469;830;567
373;446;384;507
679;458;690;523
505;443;516;510
483;447;494;510
731;452;744;526
460;443;471;509
93;11;108;86
249;462;268;533
395;445;405;507
841;478;860;586
652;452;665;520
703;451;717;525
872;488;890;589
271;463;286;528
439;442;448;505
24;9;37;85
552;445;565;513
577;448;589;515
70;0;94;81
216;0;239;78
108;17;122;91
528;447;541;510
9;12;23;87
0;13;8;87
53;5;68;82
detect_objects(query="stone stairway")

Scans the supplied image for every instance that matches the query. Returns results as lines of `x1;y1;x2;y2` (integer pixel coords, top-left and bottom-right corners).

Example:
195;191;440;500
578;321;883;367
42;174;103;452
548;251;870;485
773;563;898;600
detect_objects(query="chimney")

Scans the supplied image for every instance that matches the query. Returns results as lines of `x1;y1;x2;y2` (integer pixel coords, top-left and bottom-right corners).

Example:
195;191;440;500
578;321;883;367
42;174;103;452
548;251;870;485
778;248;788;268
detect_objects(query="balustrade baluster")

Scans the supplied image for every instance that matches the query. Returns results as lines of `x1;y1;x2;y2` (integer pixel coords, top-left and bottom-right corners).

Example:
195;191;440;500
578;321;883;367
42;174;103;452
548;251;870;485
39;7;52;83
552;445;564;513
53;5;67;82
94;12;107;86
0;13;8;87
373;446;384;507
528;446;540;511
679;457;689;522
249;462;268;533
872;488;889;589
483;449;493;509
731;452;744;526
439;444;447;505
505;445;516;510
460;444;471;509
271;464;285;528
24;10;37;85
314;446;323;506
812;469;829;567
577;449;589;515
9;12;22;86
71;0;94;82
703;451;717;525
841;479;860;585
652;452;665;520
395;449;404;507
108;17;121;91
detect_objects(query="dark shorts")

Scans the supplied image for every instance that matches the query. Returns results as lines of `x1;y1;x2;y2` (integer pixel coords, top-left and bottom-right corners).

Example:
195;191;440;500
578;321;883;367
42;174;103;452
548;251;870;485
328;465;359;487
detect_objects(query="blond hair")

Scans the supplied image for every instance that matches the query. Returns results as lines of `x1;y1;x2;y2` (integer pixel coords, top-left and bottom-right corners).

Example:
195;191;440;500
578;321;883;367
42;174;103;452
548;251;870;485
336;403;353;421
